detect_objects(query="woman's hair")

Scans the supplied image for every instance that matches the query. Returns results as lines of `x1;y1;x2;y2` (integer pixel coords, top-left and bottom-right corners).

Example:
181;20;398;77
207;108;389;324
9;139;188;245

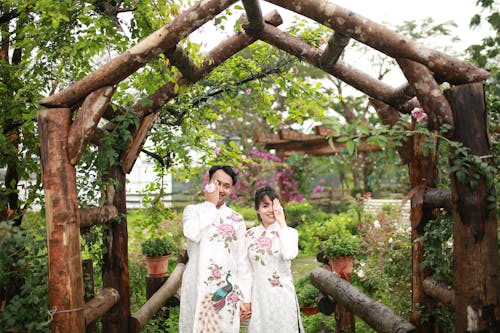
208;165;237;185
254;185;280;210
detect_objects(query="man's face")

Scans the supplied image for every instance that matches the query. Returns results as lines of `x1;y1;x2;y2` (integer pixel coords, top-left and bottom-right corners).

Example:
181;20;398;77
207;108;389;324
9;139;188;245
211;169;234;207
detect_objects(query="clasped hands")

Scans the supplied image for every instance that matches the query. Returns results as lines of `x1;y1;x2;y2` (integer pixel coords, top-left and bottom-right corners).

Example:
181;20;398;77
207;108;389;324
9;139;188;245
240;302;251;321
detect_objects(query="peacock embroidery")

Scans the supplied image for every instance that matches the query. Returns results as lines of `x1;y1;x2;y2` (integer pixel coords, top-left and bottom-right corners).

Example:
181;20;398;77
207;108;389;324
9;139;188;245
212;271;233;311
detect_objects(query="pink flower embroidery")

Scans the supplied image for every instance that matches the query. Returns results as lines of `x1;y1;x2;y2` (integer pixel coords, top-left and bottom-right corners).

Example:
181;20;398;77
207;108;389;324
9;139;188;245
255;236;273;249
230;212;242;222
227;292;239;304
211;268;222;280
270;278;281;287
217;223;235;237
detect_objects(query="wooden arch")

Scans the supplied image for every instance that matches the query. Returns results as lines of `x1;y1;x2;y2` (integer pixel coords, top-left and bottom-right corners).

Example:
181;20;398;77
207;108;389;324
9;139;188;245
37;0;499;332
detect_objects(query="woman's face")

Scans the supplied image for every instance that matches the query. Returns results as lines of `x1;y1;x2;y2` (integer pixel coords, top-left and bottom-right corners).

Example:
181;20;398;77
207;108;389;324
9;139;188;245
256;195;276;227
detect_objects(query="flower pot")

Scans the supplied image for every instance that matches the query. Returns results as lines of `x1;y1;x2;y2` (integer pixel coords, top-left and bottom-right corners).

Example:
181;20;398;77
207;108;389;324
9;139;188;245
329;256;354;277
300;306;319;316
145;255;169;277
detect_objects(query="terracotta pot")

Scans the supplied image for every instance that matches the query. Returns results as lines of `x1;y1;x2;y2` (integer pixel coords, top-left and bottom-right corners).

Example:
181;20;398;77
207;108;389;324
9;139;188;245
145;255;169;277
300;306;319;316
329;256;354;277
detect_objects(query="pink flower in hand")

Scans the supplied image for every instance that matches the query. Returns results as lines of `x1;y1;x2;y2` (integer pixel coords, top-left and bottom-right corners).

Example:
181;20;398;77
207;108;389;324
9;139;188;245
205;183;216;193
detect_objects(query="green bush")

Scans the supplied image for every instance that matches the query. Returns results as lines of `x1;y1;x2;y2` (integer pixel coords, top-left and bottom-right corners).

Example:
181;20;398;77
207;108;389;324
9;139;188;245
141;237;177;257
296;211;358;255
323;234;360;258
285;201;330;225
295;277;319;307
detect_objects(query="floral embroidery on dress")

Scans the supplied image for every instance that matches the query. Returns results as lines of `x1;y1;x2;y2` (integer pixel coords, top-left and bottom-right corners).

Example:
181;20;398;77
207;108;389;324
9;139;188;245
210;218;237;251
228;212;243;223
206;259;224;285
248;229;279;266
268;271;283;287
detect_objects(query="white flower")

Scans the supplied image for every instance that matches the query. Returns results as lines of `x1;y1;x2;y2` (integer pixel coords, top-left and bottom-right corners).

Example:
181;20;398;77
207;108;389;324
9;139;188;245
373;220;381;228
357;269;365;278
388;237;393;244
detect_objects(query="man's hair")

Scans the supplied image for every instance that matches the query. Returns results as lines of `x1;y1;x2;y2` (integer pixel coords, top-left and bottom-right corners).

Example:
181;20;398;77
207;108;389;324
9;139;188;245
208;165;238;185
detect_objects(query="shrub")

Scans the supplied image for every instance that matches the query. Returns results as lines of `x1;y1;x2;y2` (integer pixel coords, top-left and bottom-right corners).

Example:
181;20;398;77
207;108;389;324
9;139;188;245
296;279;319;307
322;234;360;258
141;237;177;257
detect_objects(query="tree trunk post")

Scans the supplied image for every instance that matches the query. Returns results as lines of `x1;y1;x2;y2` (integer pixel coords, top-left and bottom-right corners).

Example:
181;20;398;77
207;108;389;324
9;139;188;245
102;167;131;333
37;108;85;333
83;259;97;333
445;82;500;331
407;132;438;331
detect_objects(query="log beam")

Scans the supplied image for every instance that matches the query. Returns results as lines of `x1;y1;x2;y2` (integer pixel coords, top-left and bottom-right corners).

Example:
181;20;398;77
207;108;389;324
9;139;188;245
79;205;119;228
319;31;350;68
165;46;202;83
256;23;411;110
311;268;416;333
121;112;159;174
266;0;490;84
241;0;264;34
37;108;85;333
40;0;238;107
422;278;455;310
131;263;185;331
68;86;115;165
397;58;454;132
84;288;120;326
423;188;452;209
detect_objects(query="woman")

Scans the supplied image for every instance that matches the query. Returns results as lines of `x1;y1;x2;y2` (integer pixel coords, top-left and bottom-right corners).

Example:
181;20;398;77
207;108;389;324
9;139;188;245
243;185;303;332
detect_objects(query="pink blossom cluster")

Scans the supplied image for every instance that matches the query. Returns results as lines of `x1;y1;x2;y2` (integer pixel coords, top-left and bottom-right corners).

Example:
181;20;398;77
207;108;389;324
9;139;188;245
411;107;428;123
249;150;282;162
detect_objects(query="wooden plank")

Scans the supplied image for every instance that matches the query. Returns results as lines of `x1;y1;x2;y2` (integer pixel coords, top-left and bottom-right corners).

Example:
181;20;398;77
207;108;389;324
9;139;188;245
266;0;490;84
37;108;85;333
445;82;500;331
82;259;96;333
422;188;451;209
40;0;238;107
68;86;115;165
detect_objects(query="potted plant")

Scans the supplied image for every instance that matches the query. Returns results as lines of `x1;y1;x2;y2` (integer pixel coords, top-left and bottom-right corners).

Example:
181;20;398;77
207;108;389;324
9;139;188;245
322;234;360;277
141;237;177;277
295;277;319;315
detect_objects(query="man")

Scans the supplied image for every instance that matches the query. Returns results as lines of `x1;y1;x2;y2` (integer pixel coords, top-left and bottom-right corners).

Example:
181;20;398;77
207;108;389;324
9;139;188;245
179;165;251;332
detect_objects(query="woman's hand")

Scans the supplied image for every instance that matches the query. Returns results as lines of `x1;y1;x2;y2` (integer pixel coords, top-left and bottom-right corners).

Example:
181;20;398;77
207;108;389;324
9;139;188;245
272;198;287;227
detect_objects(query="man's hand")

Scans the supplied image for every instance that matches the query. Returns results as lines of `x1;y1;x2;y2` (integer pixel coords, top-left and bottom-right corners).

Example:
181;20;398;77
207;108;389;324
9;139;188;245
203;181;220;206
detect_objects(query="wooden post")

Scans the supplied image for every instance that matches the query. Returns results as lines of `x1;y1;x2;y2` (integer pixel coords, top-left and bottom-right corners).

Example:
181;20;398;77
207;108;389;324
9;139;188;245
102;167;131;333
37;108;85;333
445;82;500;331
334;272;355;333
83;259;96;333
146;276;169;300
407;131;438;331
